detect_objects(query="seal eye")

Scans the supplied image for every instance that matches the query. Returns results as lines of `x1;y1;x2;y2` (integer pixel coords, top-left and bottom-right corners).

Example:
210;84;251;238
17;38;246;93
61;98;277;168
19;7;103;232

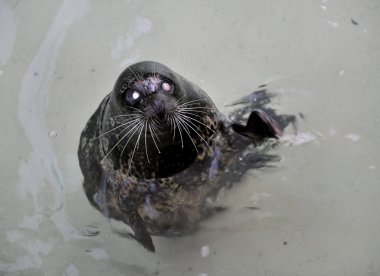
125;90;141;106
161;82;172;92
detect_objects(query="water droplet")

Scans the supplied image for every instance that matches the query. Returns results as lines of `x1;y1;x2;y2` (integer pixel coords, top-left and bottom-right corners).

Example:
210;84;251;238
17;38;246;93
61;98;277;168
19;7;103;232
345;133;360;142
327;20;339;28
200;245;210;258
48;130;58;138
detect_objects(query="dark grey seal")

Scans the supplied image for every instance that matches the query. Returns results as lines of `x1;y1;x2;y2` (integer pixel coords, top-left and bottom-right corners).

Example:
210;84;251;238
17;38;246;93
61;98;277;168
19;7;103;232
78;61;291;252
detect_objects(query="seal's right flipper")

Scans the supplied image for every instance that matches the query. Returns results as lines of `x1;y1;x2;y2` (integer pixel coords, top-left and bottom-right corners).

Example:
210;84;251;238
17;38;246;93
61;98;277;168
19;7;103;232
231;109;283;141
121;211;155;252
129;211;155;252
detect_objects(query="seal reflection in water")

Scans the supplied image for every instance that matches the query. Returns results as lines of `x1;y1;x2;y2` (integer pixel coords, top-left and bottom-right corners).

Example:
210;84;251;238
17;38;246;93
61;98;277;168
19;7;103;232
78;61;288;252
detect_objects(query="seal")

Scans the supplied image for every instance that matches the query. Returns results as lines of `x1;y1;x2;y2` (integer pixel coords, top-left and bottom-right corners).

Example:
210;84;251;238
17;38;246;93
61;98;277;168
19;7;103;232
78;61;289;252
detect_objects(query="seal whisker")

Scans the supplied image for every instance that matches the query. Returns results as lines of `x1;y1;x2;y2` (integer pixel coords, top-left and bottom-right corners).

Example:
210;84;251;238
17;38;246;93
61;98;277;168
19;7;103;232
118;116;144;125
151;117;161;128
148;121;161;154
144;119;150;164
178;98;206;104
96;117;142;139
127;122;145;173
177;99;207;107
128;67;143;81
172;114;184;148
179;106;214;110
178;109;215;116
110;114;142;118
116;123;137;138
177;112;215;133
149;119;161;142
175;96;185;105
101;118;143;161
167;114;176;141
126;106;144;114
119;119;145;158
115;117;145;137
174;115;199;153
177;114;214;154
176;111;206;119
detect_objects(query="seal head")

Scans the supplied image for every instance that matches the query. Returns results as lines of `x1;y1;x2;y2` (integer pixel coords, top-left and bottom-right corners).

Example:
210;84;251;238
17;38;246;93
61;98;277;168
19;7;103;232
101;61;217;179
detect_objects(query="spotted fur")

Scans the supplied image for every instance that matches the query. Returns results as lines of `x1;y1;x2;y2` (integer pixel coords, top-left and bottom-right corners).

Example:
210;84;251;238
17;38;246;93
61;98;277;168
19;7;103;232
78;61;286;252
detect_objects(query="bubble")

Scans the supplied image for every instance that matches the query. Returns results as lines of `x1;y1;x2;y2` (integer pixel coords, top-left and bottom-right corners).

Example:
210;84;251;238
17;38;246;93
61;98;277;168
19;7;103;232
48;130;58;138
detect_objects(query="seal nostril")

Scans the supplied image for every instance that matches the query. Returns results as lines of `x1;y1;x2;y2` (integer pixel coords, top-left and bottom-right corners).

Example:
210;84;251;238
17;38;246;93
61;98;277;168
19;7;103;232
150;99;166;120
159;101;165;112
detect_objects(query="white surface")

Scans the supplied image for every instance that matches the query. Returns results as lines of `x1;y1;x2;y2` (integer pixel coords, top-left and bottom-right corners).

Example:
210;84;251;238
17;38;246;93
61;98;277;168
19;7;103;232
0;0;379;275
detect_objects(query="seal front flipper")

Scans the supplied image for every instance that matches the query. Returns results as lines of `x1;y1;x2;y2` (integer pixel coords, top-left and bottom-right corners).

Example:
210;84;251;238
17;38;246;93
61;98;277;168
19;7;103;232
231;109;283;141
130;212;155;252
120;210;155;252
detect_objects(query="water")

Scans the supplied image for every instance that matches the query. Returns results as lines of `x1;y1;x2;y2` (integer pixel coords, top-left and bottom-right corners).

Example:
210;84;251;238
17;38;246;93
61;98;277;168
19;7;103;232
1;0;379;275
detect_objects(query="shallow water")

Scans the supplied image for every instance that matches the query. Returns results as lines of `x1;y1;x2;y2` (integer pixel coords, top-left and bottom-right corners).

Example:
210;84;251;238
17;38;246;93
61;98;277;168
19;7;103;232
1;0;380;275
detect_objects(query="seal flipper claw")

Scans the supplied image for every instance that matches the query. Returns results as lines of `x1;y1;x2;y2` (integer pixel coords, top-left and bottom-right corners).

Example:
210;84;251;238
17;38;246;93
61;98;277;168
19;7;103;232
231;109;283;141
122;212;155;252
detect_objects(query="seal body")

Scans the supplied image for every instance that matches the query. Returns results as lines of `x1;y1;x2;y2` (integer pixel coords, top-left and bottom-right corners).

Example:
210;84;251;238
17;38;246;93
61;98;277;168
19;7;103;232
78;61;284;252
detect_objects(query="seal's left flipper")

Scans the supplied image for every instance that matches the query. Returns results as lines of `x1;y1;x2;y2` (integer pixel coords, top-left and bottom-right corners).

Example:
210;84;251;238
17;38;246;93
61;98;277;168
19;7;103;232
226;89;273;107
231;109;283;141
